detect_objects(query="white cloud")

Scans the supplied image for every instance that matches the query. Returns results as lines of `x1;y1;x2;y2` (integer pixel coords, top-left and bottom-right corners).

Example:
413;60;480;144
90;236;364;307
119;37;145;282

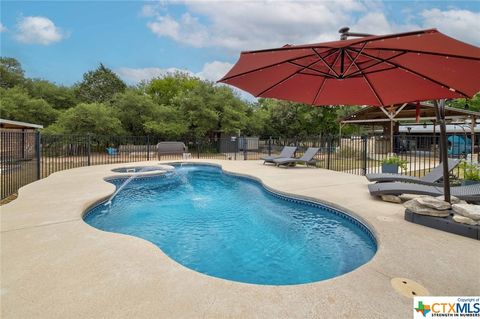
0;22;7;32
144;1;368;50
421;9;480;44
15;16;67;45
142;1;479;50
141;4;158;17
352;12;394;35
196;61;233;82
115;66;190;83
147;13;209;47
116;60;233;83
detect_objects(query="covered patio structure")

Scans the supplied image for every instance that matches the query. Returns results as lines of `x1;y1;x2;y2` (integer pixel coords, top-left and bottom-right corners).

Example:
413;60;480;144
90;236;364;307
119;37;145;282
340;103;479;158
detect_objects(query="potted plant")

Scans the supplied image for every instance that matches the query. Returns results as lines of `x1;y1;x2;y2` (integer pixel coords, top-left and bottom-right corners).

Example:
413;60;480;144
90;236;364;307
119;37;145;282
459;160;480;185
380;155;408;174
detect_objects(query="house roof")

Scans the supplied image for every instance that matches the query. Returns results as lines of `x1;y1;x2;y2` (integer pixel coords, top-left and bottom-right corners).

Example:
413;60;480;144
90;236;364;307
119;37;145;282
0;119;43;129
340;103;480;125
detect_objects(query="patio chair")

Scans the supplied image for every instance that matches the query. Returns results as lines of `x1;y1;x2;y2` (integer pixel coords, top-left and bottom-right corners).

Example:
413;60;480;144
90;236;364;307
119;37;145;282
368;182;480;202
273;147;320;167
366;158;460;186
261;146;297;164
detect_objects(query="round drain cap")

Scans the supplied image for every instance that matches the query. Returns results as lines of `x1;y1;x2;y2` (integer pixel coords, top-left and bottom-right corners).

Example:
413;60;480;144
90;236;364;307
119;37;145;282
391;278;430;298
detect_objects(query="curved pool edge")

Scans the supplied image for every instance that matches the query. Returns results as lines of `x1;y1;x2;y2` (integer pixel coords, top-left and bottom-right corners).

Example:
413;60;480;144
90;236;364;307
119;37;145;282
82;161;379;286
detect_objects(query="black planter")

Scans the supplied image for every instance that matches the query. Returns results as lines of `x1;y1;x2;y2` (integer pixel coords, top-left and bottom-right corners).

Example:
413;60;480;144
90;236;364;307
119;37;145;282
382;163;399;174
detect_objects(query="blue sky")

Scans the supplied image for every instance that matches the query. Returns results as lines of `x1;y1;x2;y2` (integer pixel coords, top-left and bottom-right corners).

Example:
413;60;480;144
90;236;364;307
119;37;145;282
1;0;479;87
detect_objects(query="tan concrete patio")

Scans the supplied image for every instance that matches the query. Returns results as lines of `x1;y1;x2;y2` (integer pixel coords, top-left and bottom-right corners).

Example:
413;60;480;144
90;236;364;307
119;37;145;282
1;160;479;318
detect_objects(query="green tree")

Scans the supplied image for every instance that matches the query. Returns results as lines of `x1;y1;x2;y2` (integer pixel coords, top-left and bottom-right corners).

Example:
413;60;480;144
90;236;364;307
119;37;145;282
146;73;251;138
110;89;158;135
0;86;58;126
147;72;199;105
45;103;125;135
26;79;78;110
257;99;341;137
143;105;188;139
0;57;25;89
75;64;126;103
447;93;480;112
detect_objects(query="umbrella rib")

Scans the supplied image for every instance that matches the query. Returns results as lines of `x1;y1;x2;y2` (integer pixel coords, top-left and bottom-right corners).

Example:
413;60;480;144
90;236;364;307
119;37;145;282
368;48;480;61
288;61;336;78
219;53;318;82
350;48;471;97
344;51;406;78
254;59;323;97
311;77;327;105
344;50;385;105
342;42;367;76
312;48;340;78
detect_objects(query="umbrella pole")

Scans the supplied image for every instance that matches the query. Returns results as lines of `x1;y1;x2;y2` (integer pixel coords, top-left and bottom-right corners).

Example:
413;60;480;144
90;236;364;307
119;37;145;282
433;99;451;203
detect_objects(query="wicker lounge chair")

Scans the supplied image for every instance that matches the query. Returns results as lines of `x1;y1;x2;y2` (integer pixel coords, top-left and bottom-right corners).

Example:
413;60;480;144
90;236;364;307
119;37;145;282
261;146;297;164
273;147;320;167
366;158;460;186
368;182;480;202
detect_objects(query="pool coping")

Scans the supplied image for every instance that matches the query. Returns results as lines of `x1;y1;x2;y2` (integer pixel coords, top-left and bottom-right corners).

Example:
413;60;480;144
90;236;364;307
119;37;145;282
1;159;479;318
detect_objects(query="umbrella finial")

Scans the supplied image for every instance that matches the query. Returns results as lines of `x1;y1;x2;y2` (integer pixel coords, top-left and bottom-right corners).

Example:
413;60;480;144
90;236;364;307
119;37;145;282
339;27;373;40
339;27;350;40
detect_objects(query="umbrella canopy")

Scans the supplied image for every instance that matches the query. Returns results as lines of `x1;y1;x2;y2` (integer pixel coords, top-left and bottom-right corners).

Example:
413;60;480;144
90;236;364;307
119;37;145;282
219;29;480;106
219;28;480;203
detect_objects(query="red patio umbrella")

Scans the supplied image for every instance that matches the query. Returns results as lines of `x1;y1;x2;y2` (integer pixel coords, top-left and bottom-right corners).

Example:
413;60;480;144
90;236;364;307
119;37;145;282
219;28;480;202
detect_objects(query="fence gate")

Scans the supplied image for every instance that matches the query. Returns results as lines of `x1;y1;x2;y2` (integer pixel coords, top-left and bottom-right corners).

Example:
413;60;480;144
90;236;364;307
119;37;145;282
1;130;40;200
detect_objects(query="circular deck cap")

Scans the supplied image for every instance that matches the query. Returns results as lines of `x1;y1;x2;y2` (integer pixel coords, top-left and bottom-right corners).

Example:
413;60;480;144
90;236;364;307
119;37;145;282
391;278;430;298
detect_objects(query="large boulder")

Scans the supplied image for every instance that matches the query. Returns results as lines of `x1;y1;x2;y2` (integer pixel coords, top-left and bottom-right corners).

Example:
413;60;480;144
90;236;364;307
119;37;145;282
415;196;451;210
452;214;478;226
403;197;451;217
452;204;480;221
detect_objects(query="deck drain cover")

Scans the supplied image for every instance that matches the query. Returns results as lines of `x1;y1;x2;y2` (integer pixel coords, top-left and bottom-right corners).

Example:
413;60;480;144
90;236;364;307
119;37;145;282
391;278;429;298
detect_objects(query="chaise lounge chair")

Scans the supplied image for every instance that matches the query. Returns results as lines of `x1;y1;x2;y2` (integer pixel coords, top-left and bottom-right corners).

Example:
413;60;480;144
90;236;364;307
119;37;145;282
261;146;297;164
368;182;480;202
366;158;460;186
273;147;320;167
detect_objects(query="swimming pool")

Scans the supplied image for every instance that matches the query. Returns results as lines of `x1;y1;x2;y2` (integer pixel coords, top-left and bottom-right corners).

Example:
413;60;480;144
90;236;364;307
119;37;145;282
85;164;376;285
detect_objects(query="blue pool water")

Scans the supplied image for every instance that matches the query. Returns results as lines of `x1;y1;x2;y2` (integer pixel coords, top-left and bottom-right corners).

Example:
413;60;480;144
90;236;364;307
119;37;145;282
84;164;376;285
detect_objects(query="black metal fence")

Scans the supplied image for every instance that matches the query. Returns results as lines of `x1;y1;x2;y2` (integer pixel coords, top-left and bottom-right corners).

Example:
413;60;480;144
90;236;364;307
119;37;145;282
1;130;479;200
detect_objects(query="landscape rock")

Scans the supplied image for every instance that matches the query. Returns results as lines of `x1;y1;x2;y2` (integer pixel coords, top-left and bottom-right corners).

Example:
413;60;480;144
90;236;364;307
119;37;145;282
415;196;451;210
399;194;420;202
381;195;402;203
452;214;478;226
435;196;462;204
452;204;480;221
404;199;451;217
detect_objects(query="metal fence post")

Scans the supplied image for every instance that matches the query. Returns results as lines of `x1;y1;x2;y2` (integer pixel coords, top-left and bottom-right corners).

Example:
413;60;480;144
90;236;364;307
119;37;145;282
243;136;247;160
35;131;41;180
362;135;368;175
146;136;150;161
87;134;91;166
234;137;238;160
197;139;200;159
268;137;272;156
327;136;331;170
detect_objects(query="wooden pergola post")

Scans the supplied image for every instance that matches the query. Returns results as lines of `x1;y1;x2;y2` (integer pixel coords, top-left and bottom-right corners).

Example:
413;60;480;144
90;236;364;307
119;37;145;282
471;115;476;162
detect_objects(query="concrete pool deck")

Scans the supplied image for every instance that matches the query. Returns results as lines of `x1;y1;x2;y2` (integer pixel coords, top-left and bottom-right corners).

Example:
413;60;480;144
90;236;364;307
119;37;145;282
1;160;479;318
